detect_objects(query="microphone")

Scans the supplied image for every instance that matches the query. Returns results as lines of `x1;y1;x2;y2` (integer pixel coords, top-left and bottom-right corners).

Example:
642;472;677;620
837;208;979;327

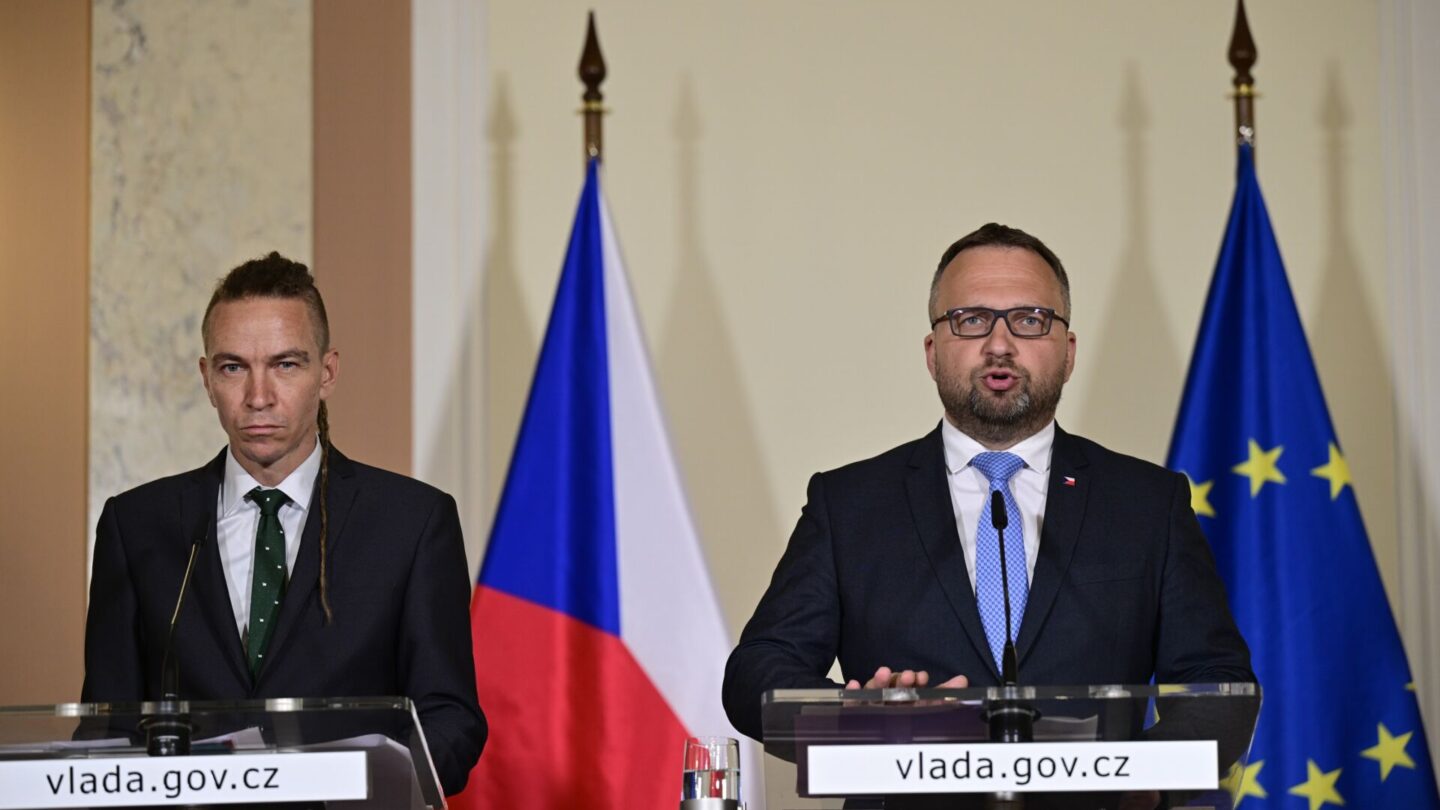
158;540;201;701
147;526;208;757
984;488;1035;754
990;490;1019;686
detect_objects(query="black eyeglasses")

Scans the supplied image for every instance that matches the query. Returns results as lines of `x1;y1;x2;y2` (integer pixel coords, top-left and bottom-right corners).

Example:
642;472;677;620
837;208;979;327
930;307;1070;338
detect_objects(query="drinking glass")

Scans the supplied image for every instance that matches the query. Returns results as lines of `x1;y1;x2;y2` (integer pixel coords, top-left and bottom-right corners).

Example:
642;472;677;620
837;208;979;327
681;735;740;800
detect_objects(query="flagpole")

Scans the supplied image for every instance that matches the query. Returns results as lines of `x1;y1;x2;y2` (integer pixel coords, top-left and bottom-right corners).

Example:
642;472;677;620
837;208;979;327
1228;0;1257;150
578;11;607;163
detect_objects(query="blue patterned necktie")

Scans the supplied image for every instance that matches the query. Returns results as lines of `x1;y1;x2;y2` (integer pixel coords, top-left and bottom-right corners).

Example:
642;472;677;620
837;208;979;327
972;451;1028;674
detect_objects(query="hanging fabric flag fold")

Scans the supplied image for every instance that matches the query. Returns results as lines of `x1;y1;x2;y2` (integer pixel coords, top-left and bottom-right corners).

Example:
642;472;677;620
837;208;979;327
1168;143;1440;809
452;160;749;809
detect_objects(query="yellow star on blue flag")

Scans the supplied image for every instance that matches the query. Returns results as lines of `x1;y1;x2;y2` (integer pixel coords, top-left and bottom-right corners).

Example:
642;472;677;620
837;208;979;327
1185;474;1217;518
1168;143;1440;808
1233;439;1285;496
1288;760;1344;810
1221;759;1267;807
1311;442;1352;500
1361;723;1416;781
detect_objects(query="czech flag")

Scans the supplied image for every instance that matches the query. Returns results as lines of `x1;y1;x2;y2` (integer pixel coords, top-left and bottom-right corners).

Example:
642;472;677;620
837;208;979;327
451;160;750;808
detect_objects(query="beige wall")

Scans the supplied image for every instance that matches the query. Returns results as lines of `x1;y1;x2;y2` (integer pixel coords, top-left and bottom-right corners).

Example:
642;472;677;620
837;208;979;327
0;0;90;703
1384;0;1440;748
0;0;1401;703
482;0;1392;636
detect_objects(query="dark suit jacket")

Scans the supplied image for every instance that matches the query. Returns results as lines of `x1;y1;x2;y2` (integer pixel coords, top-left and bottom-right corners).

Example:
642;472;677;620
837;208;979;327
723;424;1253;741
82;447;487;795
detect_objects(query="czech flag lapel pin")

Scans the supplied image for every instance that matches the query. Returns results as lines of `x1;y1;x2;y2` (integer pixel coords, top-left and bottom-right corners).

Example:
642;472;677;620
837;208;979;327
1062;476;1077;487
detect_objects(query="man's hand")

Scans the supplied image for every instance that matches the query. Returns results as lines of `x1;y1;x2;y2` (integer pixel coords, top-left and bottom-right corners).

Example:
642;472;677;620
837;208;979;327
844;666;969;689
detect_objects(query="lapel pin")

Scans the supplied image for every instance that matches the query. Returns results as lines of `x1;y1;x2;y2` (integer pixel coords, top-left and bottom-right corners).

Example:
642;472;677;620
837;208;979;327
1062;476;1077;487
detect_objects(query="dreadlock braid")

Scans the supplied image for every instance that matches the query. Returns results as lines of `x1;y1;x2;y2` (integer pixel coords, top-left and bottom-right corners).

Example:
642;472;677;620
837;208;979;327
317;400;334;625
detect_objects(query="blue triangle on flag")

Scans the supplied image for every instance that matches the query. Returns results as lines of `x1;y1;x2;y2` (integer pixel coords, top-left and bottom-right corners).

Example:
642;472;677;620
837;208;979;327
478;160;621;636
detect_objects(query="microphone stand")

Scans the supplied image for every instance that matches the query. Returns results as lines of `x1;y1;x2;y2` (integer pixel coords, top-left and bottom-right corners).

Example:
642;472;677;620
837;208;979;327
982;489;1039;810
144;539;201;756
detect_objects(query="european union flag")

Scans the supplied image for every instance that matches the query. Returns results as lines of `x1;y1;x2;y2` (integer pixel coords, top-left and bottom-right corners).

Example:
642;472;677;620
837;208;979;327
1167;143;1439;808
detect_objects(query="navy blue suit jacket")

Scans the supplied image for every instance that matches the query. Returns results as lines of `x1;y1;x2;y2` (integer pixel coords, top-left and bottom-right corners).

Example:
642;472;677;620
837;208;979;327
723;424;1253;741
82;447;486;794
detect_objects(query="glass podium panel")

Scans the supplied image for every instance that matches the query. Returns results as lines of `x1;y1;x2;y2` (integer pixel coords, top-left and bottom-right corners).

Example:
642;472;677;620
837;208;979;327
761;682;1260;810
0;696;443;808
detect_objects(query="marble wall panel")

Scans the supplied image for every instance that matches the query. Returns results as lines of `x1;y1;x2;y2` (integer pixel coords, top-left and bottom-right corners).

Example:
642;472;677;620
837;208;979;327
89;0;312;550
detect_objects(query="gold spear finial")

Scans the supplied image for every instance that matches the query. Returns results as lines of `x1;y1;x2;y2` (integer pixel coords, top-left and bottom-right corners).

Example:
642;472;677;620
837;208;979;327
1228;0;1258;149
578;11;608;163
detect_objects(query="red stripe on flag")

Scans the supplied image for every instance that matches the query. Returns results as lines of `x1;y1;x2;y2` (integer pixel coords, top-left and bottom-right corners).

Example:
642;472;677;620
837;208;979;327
449;586;690;809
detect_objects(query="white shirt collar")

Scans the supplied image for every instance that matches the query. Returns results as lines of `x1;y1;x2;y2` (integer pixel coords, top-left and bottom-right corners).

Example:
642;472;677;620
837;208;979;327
941;418;1056;476
220;440;323;517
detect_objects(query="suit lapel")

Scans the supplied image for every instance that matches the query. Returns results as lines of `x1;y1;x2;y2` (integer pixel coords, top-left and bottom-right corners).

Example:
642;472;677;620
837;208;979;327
184;450;252;689
906;426;1000;682
1015;425;1090;665
259;447;358;681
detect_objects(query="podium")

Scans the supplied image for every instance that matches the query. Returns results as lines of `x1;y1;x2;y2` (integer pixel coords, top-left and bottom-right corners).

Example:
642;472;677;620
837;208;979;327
0;696;445;808
761;682;1260;809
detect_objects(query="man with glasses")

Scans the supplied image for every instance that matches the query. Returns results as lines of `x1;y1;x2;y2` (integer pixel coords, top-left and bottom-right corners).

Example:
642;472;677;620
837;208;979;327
722;223;1252;742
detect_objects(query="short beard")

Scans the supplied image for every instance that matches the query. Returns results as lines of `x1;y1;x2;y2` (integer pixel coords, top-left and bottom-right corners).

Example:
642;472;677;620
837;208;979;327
937;361;1065;448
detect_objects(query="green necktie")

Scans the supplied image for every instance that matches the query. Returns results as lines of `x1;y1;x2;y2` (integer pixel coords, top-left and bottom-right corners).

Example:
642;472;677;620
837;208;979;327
245;487;290;676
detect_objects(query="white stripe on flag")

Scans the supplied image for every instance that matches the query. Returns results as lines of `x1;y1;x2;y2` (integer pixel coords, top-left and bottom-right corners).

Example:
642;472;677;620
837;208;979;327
598;191;763;806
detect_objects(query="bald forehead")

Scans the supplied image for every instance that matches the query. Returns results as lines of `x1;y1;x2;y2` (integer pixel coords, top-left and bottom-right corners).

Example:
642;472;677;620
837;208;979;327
939;246;1066;308
935;246;1068;314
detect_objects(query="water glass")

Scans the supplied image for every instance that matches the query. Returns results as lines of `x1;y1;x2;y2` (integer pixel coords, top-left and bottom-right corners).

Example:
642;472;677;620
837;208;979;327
681;735;740;800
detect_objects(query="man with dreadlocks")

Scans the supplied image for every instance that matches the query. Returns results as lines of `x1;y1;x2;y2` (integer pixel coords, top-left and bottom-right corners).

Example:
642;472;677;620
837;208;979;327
82;252;487;795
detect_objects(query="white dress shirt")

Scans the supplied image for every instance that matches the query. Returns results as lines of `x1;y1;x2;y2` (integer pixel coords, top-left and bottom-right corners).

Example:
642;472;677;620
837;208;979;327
941;418;1055;592
215;442;322;640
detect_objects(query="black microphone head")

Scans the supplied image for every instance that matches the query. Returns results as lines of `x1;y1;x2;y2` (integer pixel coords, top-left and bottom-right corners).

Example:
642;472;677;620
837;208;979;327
990;489;1009;529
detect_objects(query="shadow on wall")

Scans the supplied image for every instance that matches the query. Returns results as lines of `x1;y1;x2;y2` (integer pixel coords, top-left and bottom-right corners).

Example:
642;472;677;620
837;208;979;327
658;76;783;639
482;75;539;550
1079;64;1181;464
1310;63;1396;576
431;279;487;580
419;104;492;579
